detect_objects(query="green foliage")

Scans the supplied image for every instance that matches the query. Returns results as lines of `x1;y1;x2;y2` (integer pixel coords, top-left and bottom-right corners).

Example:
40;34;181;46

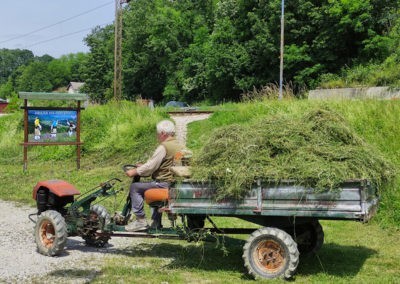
318;4;400;88
0;80;14;98
0;51;87;96
1;1;397;103
3;92;20;113
113;0;400;101
82;101;168;161
82;26;114;103
0;48;34;85
16;61;52;92
0;112;23;164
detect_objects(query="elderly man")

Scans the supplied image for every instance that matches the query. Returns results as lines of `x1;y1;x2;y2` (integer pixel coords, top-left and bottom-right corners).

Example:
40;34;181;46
125;119;183;231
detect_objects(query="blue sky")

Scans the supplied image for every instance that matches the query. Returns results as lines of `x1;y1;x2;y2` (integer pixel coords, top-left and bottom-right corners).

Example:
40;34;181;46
0;0;115;58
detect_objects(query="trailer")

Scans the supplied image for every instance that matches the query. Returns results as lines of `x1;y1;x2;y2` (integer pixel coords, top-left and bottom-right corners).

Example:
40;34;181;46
31;176;378;280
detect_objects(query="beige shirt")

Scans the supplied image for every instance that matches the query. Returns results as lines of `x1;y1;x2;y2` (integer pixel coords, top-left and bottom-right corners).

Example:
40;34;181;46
136;145;166;177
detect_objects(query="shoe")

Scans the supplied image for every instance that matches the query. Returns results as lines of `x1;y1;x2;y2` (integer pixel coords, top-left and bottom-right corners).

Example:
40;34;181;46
125;219;149;232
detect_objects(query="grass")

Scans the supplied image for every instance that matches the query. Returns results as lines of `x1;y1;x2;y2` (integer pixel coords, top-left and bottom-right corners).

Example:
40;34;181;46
50;220;397;283
0;99;399;282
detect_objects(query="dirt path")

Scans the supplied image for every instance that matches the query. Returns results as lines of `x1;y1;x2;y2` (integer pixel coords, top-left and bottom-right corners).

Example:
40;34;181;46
169;113;212;146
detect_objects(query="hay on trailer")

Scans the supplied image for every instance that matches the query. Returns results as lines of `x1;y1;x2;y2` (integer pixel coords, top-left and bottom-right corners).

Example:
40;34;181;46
191;108;396;200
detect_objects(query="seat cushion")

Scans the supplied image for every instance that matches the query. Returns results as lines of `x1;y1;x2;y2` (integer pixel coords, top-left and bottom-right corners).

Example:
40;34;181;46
144;188;168;205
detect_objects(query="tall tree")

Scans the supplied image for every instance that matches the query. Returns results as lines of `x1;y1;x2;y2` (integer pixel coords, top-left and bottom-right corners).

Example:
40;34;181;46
0;49;34;85
83;25;114;103
16;61;52;92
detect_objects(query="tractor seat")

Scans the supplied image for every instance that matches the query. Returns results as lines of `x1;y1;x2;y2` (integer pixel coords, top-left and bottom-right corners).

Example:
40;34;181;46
144;188;168;207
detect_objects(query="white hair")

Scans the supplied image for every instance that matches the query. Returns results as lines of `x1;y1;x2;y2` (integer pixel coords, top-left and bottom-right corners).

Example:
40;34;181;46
156;120;175;135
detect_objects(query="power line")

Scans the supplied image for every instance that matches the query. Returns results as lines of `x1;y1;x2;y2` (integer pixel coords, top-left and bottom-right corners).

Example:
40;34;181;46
24;22;113;48
0;1;114;45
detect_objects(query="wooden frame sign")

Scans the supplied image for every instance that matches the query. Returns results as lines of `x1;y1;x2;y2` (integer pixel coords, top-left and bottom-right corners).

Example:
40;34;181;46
19;92;88;171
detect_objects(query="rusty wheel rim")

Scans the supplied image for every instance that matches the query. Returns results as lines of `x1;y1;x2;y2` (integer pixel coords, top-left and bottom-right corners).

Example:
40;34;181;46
253;239;286;273
39;220;55;248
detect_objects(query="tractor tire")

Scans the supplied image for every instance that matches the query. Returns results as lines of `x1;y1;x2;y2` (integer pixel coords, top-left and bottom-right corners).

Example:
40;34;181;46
243;227;299;280
34;210;67;256
289;220;324;256
83;204;111;247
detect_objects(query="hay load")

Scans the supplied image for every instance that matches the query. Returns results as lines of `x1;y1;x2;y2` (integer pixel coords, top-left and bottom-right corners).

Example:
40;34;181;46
192;108;396;200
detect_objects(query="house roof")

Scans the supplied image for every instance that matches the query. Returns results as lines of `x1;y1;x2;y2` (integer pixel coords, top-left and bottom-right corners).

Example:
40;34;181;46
67;82;85;90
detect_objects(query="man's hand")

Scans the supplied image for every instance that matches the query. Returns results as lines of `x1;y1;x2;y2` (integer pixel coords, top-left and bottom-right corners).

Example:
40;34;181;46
125;168;138;177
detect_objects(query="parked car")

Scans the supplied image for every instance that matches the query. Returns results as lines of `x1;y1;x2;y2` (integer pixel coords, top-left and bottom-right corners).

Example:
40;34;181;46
165;101;196;111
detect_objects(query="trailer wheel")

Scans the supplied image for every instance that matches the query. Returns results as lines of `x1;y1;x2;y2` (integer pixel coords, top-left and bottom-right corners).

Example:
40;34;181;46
290;220;324;255
243;227;299;279
34;210;67;256
83;204;111;247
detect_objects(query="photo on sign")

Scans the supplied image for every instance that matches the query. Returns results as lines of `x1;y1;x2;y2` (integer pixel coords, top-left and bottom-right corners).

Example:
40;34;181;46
28;109;77;143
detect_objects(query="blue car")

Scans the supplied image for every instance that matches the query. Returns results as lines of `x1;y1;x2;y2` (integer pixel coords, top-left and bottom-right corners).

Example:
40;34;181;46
165;101;197;111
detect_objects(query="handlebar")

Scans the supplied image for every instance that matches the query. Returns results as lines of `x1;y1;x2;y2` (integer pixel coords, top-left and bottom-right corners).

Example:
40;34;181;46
122;164;137;172
122;164;140;182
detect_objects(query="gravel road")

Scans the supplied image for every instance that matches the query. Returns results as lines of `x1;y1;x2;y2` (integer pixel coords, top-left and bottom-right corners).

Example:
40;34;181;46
0;112;211;283
0;200;138;284
170;113;211;146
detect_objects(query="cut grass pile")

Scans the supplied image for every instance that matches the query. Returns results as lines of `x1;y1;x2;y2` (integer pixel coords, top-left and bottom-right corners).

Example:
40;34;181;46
192;107;396;199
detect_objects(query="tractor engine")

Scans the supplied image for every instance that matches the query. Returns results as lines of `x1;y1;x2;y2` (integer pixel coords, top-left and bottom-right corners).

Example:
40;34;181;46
33;180;81;215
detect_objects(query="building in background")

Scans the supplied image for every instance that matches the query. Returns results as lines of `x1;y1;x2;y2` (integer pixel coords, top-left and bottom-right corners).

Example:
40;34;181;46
0;98;8;113
67;82;85;94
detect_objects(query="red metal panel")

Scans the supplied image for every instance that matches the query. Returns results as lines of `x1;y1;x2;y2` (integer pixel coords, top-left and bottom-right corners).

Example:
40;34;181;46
0;103;8;113
32;180;81;199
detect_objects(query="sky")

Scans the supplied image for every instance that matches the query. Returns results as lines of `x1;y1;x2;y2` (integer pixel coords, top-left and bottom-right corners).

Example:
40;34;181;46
0;0;116;58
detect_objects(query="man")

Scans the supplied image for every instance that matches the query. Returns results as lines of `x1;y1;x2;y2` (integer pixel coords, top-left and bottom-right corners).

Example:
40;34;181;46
67;120;76;137
50;120;58;138
34;117;42;140
125;119;183;231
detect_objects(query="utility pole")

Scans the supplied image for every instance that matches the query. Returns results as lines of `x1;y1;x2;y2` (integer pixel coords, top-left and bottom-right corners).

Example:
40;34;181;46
114;0;130;101
278;0;285;100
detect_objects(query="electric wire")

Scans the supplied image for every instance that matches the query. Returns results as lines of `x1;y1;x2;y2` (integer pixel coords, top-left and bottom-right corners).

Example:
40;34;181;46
0;1;114;45
24;22;113;48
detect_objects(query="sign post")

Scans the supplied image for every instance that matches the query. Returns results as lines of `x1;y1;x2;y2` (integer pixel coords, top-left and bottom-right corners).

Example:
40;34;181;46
19;92;87;171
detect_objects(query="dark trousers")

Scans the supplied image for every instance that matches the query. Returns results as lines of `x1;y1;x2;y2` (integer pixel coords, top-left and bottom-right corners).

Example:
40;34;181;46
129;181;169;221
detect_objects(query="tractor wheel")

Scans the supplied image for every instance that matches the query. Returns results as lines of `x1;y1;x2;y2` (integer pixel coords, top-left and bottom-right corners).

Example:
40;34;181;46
34;210;67;256
289;220;324;255
83;204;111;247
243;227;299;280
186;215;205;230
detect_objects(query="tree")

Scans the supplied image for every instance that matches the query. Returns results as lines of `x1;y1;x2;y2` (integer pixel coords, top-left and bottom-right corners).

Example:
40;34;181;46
16;61;52;92
0;49;34;84
83;25;114;103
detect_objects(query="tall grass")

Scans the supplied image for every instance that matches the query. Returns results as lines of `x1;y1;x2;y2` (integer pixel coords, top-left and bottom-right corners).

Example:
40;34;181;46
82;101;168;162
318;56;400;88
0;101;168;165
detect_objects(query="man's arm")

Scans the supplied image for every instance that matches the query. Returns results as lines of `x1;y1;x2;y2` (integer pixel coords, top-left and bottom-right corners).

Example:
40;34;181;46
125;145;166;177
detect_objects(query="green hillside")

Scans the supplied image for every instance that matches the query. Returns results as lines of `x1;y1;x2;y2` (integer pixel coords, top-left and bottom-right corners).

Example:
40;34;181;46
0;99;399;229
1;99;399;282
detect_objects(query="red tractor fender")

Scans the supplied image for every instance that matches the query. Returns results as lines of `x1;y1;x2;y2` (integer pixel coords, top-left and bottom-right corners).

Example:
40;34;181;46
33;180;81;200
